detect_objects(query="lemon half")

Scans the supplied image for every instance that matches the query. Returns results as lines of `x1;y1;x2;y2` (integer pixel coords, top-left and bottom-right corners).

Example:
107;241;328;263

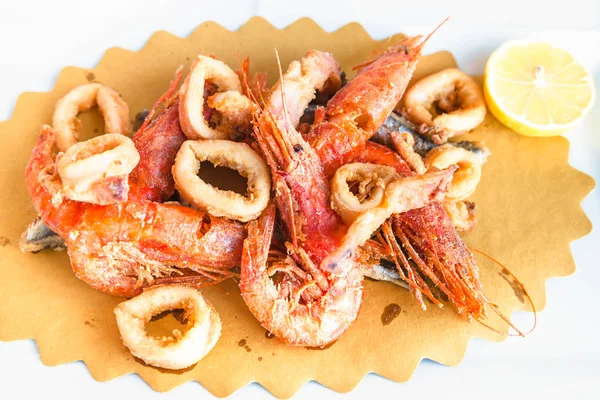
484;40;595;137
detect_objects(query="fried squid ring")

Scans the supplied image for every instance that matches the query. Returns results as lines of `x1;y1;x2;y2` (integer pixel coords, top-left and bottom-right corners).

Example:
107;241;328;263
173;140;271;222
114;285;221;370
53;83;131;152
323;167;455;273
424;144;482;202
56;133;140;205
403;68;486;143
390;131;426;174
330;163;399;224
179;55;253;140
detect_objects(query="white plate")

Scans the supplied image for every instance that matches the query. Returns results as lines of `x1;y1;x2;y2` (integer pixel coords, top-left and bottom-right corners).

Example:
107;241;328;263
1;1;599;399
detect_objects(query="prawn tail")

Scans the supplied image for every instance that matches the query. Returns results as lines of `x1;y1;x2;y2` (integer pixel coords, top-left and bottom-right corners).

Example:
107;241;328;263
236;55;268;101
136;66;184;135
25;125;56;195
129;68;187;202
236;56;251;97
25;125;79;236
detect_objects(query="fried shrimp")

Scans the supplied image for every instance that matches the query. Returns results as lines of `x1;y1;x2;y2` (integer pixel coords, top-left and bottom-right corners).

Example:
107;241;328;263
330;163;399;224
424;144;482;202
56;133;140;205
240;50;367;347
403;68;486;143
114;285;221;370
307;34;429;177
27;116;244;297
53;83;131;152
179;55;253;140
173;140;271;222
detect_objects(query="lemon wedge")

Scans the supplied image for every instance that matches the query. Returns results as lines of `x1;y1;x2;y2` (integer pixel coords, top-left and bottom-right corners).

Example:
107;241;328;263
484;41;595;137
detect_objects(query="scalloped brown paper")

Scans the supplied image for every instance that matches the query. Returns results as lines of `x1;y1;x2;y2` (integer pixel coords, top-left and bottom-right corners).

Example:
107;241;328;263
0;17;595;398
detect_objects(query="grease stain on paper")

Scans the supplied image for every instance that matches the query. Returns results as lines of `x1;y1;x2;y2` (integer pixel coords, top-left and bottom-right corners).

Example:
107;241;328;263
381;303;402;326
265;330;275;339
499;268;525;304
238;338;251;352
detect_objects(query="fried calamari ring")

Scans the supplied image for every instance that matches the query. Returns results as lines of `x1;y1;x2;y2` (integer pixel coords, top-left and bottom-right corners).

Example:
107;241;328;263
53;83;131;152
173;140;271;222
114;285;221;370
323;167;456;273
56;134;140;205
403;68;486;143
179;55;253;140
330;163;399;224
424;144;482;202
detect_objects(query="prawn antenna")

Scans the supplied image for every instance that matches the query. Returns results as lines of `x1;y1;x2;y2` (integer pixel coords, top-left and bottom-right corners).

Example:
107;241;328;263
274;48;294;133
422;17;450;47
406;16;451;58
471;247;537;337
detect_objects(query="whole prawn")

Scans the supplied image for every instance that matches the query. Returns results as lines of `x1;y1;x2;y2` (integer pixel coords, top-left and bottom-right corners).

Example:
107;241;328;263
239;50;361;346
306;34;427;177
239;50;451;346
305;28;489;320
25;72;246;297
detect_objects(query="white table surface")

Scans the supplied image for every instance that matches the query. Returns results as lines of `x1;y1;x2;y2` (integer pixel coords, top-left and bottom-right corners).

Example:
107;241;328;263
1;1;599;399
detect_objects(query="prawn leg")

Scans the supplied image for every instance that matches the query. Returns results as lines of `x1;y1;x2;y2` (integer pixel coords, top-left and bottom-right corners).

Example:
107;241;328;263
25;107;246;297
302;27;489;320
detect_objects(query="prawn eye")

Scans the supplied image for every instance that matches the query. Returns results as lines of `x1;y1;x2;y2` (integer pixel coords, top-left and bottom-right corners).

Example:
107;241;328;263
293;144;303;153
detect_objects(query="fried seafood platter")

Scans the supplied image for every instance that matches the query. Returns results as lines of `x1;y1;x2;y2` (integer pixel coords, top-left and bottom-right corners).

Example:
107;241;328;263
0;19;593;397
